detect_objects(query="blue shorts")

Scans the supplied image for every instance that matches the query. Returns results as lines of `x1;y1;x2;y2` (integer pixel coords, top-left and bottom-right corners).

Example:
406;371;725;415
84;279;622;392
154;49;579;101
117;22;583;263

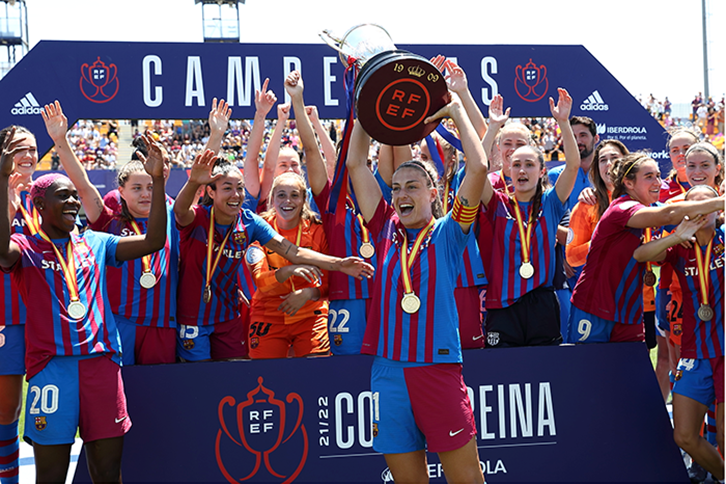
655;288;671;333
370;357;476;454
328;299;368;356
566;305;615;343
0;324;25;375
673;357;723;407
176;318;245;361
24;355;131;446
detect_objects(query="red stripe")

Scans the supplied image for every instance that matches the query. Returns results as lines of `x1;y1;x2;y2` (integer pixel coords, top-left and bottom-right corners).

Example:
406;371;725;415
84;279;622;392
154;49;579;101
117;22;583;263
0;449;18;465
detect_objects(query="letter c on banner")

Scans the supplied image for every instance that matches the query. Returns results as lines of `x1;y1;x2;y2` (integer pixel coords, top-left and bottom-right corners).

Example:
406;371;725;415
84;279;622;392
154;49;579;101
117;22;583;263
143;55;163;107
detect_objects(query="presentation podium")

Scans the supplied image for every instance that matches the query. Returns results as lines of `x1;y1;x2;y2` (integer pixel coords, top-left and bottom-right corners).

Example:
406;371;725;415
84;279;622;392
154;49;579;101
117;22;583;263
73;343;688;483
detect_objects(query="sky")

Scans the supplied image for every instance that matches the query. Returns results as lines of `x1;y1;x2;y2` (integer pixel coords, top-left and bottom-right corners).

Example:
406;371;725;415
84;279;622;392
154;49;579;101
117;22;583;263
12;0;726;108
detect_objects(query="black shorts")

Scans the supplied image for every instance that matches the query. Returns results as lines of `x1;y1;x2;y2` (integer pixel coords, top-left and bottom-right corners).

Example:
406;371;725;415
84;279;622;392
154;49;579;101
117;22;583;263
485;286;563;348
642;310;657;350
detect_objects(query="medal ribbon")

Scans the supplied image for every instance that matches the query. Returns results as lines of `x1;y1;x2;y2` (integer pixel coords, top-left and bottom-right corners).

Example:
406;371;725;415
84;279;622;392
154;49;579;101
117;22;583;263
17;199;40;235
129;219;154;278
694;238;713;310
511;196;533;266
644;228;653;274
399;218;435;297
205;207;234;297
347;196;371;247
273;216;303;291
36;230;82;308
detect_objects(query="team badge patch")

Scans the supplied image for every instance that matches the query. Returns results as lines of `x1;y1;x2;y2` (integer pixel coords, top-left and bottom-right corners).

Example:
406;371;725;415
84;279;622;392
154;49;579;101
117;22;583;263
672;323;682;337
183;339;195;350
486;332;500;346
35;416;47;431
233;231;247;245
674;369;683;381
246;246;265;265
250;337;259;349
334;334;343;346
372;423;378;437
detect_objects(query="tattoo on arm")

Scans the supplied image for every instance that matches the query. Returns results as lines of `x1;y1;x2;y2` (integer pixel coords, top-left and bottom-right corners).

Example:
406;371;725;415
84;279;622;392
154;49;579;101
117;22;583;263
460;196;470;207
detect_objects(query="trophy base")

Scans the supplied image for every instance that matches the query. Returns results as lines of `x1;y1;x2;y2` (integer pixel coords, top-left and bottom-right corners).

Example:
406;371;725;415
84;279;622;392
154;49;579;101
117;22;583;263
355;50;449;146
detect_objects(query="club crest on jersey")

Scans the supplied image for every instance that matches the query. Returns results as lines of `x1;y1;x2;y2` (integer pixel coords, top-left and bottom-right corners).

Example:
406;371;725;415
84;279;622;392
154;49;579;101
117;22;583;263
183;339;195;350
372;423;379;437
714;243;724;257
250;337;259;349
674;369;683;381
334;334;343;346
487;332;500;346
233;231;247;245
672;323;682;337
35;416;47;431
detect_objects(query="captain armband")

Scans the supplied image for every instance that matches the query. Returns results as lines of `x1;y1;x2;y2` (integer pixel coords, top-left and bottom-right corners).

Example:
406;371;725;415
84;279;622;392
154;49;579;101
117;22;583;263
451;197;479;226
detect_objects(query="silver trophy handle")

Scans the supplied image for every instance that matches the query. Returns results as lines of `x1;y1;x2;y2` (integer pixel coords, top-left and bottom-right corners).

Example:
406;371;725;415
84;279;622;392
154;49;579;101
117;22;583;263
319;30;347;55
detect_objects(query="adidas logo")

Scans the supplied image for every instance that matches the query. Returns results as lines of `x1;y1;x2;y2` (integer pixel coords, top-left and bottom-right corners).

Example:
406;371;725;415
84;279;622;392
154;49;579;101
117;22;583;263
11;92;41;115
580;90;609;111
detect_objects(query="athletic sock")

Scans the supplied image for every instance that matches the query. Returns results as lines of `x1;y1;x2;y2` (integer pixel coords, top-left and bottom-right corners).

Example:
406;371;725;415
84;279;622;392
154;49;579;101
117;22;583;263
0;421;19;484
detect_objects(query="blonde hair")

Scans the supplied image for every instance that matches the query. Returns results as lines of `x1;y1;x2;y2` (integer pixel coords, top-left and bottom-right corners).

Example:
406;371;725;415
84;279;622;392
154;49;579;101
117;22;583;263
262;172;321;224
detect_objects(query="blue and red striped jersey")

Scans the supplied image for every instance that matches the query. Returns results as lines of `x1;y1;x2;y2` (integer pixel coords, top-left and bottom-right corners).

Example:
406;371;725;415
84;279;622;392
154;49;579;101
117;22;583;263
9;231;123;379
1;191;34;326
480;189;566;308
89;204;179;328
177;205;276;326
361;199;469;364
664;226;724;359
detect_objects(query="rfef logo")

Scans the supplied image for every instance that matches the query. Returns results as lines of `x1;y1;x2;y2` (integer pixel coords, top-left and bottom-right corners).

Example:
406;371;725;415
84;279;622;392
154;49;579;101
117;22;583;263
514;59;548;103
80;57;119;103
215;376;308;483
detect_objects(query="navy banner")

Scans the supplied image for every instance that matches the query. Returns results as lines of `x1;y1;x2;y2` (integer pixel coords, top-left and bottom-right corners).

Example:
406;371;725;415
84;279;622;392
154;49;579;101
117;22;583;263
73;343;687;483
2;41;670;171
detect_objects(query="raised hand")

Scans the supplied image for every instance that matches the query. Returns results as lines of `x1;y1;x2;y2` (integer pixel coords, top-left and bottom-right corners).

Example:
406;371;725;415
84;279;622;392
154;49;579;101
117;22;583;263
444;60;468;94
675;214;708;246
423;92;460;124
488;94;510;125
338;257;375;280
549;87;573;123
208;98;232;135
578;187;597;206
136;133;168;178
0;127;21;178
430;54;446;73
255;78;277;116
41;101;69;142
284;70;304;99
277;102;291;123
188;149;221;185
305;105;320;123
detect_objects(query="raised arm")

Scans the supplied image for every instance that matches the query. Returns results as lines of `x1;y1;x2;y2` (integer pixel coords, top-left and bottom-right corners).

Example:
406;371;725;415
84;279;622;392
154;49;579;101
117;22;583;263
425;94;488;233
203;98;232;156
173;149;220;227
627;196;725;229
432;56;487;139
306;105;337;181
480;94;509;167
259;103;290;204
115;134;168;261
285;71;327;196
0;128;23;268
346;121;382;222
633;215;707;262
550;88;581;203
244;78;276;199
41;101;105;224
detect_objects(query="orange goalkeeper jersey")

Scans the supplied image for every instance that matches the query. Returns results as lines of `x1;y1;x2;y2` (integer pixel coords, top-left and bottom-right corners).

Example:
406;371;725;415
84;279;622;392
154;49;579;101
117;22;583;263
246;216;329;325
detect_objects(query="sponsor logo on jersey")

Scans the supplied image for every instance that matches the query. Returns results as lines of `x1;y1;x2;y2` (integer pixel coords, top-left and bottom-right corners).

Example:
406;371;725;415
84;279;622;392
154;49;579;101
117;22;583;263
580;90;609;111
11;92;41;115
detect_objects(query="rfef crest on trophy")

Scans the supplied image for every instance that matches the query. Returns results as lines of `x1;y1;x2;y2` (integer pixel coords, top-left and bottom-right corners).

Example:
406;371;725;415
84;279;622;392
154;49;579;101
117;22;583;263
320;24;449;146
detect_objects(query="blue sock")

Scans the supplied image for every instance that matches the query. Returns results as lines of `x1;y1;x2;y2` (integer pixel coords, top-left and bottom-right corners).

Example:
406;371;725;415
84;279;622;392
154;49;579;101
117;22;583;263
0;421;19;484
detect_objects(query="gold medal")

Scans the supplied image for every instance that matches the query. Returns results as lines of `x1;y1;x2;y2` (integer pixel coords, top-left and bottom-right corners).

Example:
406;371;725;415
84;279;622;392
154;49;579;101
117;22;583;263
139;272;157;289
519;262;534;279
401;293;421;314
203;286;212;304
67;300;87;320
359;242;375;259
697;304;714;321
643;271;656;287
